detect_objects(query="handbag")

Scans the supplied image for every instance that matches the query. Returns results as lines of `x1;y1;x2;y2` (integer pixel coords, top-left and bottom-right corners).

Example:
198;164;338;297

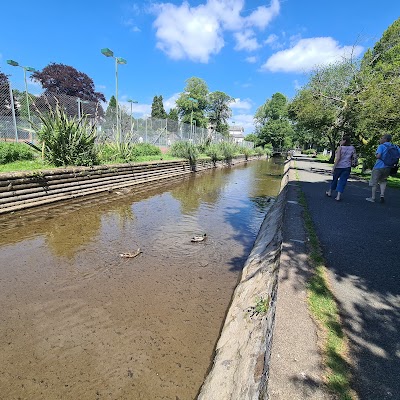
351;151;358;167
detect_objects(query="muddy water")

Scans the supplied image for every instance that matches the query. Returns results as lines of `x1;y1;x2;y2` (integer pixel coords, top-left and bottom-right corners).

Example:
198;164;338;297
0;159;284;400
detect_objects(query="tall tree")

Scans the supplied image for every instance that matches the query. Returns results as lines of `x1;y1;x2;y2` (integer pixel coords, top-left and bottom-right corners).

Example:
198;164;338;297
347;17;400;167
254;93;293;148
289;59;359;161
207;91;234;136
168;107;179;121
151;95;167;119
288;88;336;155
176;77;209;128
32;63;106;103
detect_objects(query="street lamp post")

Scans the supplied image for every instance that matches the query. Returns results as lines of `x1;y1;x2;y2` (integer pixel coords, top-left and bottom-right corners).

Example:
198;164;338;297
127;99;138;131
7;60;36;122
188;97;198;139
101;48;127;141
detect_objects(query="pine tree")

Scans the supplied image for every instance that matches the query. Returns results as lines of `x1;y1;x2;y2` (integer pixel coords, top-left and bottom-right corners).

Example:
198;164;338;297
151;95;167;119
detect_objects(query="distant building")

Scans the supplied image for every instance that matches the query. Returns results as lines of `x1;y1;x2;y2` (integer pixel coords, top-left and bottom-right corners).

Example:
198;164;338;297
228;125;245;144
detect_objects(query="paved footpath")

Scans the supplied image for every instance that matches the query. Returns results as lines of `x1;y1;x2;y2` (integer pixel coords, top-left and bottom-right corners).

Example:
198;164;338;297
270;156;400;400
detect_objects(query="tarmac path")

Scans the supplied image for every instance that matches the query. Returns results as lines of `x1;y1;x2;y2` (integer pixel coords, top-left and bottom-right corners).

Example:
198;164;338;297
292;156;400;400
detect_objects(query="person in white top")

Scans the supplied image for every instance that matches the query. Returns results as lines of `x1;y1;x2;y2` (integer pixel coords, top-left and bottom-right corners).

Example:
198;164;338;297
325;135;357;201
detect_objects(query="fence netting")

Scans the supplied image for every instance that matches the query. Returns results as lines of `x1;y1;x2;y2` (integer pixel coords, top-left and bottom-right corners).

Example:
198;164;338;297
0;81;253;149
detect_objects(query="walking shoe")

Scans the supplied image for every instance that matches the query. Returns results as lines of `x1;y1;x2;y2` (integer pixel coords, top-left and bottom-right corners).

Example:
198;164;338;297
380;197;385;203
366;197;375;203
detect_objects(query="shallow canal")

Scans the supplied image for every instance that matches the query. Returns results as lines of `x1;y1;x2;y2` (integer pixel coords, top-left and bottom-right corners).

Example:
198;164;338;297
0;158;284;400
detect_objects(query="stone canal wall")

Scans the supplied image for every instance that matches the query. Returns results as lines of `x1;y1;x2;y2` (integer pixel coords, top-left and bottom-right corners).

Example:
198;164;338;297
198;158;290;400
0;156;253;214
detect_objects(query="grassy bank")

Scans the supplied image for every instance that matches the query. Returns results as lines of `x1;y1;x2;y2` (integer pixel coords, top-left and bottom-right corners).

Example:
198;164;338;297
295;169;355;400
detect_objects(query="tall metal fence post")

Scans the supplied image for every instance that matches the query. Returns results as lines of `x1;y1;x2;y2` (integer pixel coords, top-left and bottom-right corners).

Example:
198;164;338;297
8;81;18;142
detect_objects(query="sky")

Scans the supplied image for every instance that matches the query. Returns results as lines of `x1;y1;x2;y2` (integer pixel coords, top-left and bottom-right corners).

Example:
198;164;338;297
1;0;399;134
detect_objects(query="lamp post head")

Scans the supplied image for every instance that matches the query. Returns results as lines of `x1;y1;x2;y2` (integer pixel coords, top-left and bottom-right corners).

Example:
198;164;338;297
7;59;19;67
101;48;114;57
127;99;138;104
116;57;127;65
25;67;36;72
188;97;198;103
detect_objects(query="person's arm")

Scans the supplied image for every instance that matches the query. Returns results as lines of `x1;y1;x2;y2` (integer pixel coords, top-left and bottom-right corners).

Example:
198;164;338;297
333;146;341;169
376;144;385;159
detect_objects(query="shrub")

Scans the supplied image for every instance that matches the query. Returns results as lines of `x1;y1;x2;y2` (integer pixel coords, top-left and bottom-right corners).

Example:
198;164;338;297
254;147;265;157
264;143;273;156
302;149;317;155
33;102;98;167
131;143;161;158
241;146;254;160
219;142;236;164
0;142;35;164
205;144;222;166
170;141;199;170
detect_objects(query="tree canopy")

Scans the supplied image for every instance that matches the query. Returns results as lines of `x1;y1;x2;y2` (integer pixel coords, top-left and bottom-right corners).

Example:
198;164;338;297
176;77;209;128
207;91;234;136
151;95;167;119
254;93;293;148
32;63;106;103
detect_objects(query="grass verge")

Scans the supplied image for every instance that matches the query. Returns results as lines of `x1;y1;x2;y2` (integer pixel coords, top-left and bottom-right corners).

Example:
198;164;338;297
0;159;55;173
295;170;355;400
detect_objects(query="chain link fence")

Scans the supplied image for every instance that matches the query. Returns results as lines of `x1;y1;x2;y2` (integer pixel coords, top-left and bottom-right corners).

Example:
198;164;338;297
0;80;253;149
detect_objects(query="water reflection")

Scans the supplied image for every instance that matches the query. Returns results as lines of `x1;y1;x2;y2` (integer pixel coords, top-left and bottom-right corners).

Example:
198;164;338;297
0;158;284;399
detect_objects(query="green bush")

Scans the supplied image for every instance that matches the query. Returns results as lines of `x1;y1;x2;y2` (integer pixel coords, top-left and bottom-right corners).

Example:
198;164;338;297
241;146;255;160
0;142;35;164
254;146;265;157
302;149;317;155
170;141;198;170
264;143;273;156
131;143;161;157
97;142;162;163
205;143;222;166
33;103;98;167
219;142;236;164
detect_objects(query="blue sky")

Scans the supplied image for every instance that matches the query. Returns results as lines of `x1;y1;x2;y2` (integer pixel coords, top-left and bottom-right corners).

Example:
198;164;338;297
1;0;398;134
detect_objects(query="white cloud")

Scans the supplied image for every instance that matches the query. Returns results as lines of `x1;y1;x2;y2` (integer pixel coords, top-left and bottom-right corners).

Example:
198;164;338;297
164;92;181;111
152;2;224;63
234;29;261;51
245;56;257;63
244;0;280;30
264;33;278;45
231;98;252;110
261;37;364;73
152;0;281;62
293;80;301;90
122;18;141;33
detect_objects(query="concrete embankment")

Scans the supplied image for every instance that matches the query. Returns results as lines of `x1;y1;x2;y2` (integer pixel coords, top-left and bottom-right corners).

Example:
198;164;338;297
0;156;252;214
198;158;290;400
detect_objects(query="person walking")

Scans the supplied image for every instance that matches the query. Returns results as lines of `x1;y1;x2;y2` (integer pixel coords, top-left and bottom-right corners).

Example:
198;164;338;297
366;134;400;203
325;135;357;201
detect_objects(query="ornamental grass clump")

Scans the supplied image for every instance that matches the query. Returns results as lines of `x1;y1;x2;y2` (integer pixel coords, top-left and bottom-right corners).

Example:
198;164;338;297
219;142;236;165
170;141;199;171
33;102;98;167
205;144;222;167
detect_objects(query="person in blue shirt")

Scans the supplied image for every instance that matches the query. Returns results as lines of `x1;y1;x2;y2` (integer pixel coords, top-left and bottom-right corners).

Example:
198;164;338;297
366;134;400;203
